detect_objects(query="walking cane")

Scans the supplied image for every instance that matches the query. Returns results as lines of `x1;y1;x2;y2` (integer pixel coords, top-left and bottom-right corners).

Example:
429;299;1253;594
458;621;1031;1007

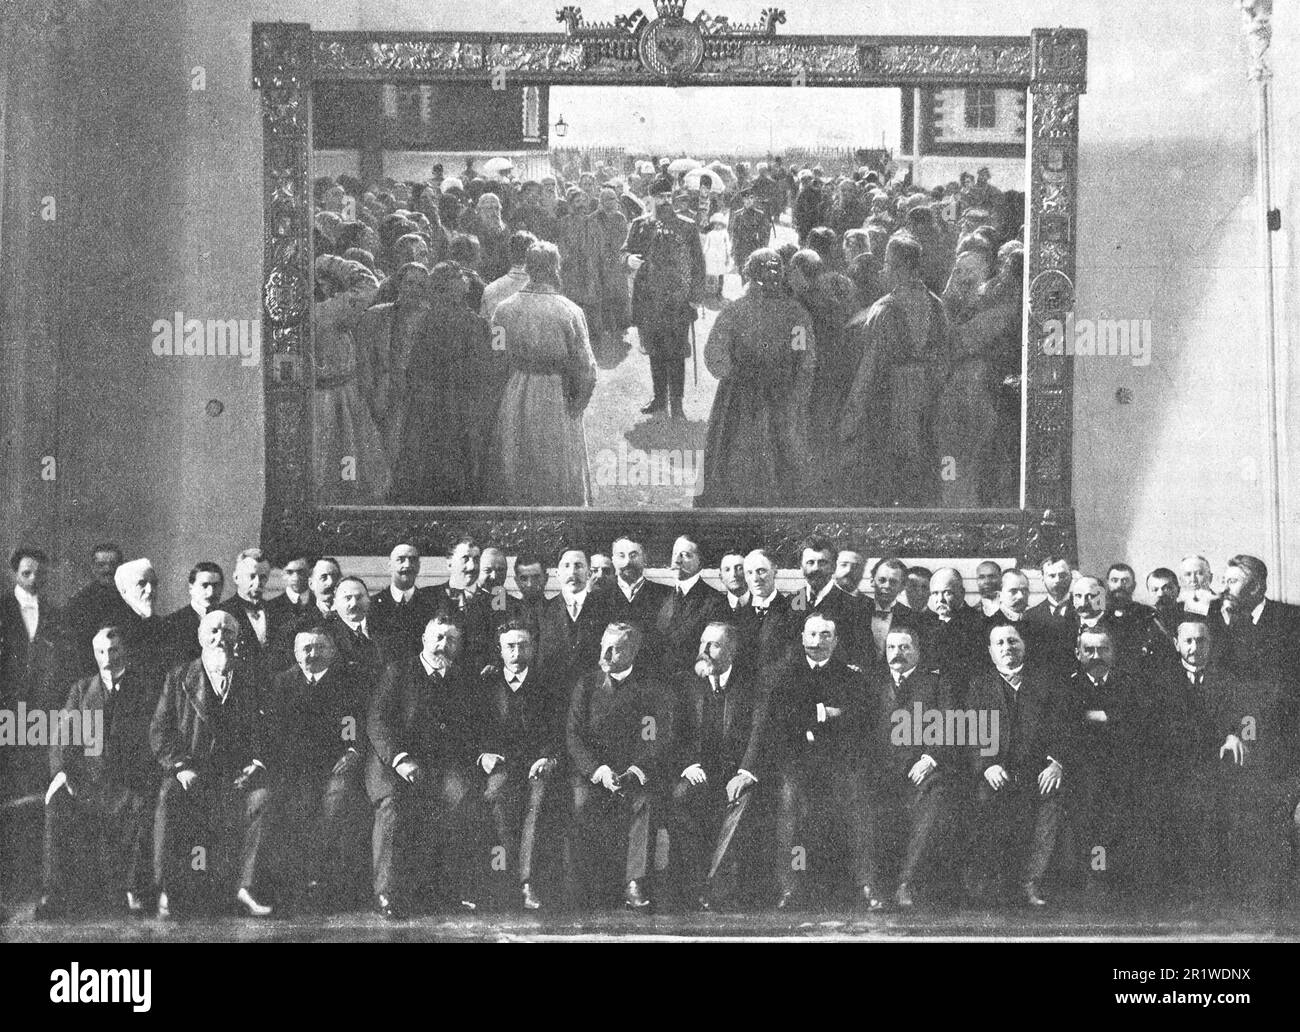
691;319;698;387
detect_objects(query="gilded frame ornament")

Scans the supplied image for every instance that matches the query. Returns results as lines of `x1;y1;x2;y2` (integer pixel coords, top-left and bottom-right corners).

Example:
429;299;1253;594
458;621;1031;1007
251;10;1086;567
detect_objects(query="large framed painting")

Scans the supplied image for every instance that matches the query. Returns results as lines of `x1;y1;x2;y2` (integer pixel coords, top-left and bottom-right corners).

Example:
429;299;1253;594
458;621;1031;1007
251;4;1086;565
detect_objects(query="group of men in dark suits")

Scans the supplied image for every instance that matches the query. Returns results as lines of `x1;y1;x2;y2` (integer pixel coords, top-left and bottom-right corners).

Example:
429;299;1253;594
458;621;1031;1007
3;535;1299;921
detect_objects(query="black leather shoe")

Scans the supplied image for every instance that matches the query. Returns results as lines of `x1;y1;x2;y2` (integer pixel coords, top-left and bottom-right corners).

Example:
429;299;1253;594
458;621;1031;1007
858;885;884;911
640;398;666;415
775;889;799;911
895;882;915;908
521;883;541;911
1022;881;1047;908
373;894;405;920
34;895;66;921
624;880;651;909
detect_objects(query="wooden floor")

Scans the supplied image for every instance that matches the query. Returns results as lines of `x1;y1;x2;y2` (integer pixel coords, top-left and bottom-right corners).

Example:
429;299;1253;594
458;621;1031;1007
6;901;1296;942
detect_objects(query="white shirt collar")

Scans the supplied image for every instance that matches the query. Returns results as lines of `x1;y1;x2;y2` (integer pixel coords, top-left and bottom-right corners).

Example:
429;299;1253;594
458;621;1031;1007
806;580;835;607
504;665;529;689
806;656;827;670
1252;599;1267;624
727;590;749;609
752;589;777;610
892;665;916;685
562;586;589;608
419;653;446;677
14;585;39;608
284;588;307;605
609;666;633;682
391;584;415;604
980;597;1001;617
675;573;701;595
344;616;369;636
190;601;209;618
618;576;645;601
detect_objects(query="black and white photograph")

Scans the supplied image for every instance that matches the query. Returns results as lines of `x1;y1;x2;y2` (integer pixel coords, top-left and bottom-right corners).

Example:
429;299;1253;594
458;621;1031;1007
0;0;1298;965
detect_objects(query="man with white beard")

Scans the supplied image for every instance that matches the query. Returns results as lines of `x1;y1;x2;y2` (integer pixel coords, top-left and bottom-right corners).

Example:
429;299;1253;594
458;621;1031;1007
150;610;273;918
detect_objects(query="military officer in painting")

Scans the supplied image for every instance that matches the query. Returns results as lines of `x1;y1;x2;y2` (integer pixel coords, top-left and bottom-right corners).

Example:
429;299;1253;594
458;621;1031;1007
623;174;706;420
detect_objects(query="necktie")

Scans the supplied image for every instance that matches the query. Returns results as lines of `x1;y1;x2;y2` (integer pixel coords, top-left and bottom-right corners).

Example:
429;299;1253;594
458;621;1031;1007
569;600;579;621
710;675;721;694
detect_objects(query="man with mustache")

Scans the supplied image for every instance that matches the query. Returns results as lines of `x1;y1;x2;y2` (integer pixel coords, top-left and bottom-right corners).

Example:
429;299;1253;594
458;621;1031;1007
36;626;159;920
150;610;273;918
218;548;298;673
607;536;671;656
833;549;867;600
668;622;765;910
537;548;611;693
623;175;706;419
762;613;877;910
1066;627;1146;900
368;542;436;660
866;626;959;907
565;622;675;909
326;577;387;690
112;558;160;658
651;534;725;680
476;620;564;911
964;621;1067;907
1025;555;1078;676
588;553;616;598
972;560;1003;618
267;627;367;912
789;535;873;669
366;616;482;918
867;558;921;658
918;567;984;689
304;557;338;620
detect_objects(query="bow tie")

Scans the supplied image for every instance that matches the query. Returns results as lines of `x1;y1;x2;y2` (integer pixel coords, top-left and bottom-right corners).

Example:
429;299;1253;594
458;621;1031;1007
243;599;265;612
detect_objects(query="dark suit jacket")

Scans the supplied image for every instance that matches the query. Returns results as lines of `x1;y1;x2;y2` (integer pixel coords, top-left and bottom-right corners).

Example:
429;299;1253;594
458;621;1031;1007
266;591;315;627
1065;667;1147;779
537;592;612;692
64;582;133;675
426;583;511;670
52;665;159;797
735;592;798;668
917;608;985;694
155;604;204;674
323;614;388;688
675;662;764;781
216;596;299;674
268;664;366;779
964;666;1067;779
366;655;479;800
608;578;674;648
753;654;864;775
149;658;267;778
649;578;727;679
788;584;874;668
867;665;955;780
1206;597;1300;692
1024;597;1078;676
367;585;438;659
864;600;922;657
565;666;676;784
0;592;63;706
477;665;565;766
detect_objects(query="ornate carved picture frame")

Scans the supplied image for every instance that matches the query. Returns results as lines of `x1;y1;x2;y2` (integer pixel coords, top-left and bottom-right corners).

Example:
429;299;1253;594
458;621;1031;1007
251;8;1086;566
